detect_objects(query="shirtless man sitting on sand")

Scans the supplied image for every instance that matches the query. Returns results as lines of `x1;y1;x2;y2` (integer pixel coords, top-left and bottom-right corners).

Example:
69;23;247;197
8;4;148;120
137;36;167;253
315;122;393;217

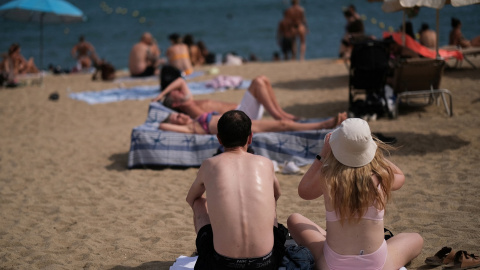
128;32;162;77
186;110;286;269
152;75;298;121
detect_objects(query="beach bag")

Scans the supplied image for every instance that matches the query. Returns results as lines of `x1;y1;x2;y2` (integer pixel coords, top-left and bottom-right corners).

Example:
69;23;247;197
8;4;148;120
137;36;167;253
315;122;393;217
92;61;115;81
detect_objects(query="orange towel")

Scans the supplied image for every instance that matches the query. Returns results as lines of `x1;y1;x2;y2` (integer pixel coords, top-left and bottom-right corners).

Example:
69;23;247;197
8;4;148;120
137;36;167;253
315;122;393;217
383;32;464;60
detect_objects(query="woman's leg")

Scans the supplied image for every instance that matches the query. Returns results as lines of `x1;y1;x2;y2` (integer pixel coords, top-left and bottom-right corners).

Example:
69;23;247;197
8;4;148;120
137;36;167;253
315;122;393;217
287;213;327;270
248;76;297;120
384;232;423;270
251;112;346;133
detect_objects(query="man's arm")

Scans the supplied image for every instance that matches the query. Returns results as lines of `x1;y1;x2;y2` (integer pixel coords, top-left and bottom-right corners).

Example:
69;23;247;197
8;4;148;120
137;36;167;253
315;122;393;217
186;165;207;208
273;174;281;201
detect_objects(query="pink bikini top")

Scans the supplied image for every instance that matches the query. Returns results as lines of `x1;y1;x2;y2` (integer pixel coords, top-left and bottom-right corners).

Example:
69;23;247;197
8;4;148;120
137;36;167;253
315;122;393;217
326;206;384;222
326;184;385;222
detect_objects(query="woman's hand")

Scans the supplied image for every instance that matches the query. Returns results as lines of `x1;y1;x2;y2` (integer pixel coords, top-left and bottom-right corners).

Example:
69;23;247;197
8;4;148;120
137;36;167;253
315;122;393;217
320;133;332;159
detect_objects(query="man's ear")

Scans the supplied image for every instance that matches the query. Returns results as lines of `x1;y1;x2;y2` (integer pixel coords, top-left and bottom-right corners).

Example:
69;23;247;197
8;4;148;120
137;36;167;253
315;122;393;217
216;135;223;146
247;132;253;145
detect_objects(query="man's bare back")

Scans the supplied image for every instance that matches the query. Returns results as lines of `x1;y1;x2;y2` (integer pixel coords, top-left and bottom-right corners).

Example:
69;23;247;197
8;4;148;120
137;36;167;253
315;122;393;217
191;150;279;257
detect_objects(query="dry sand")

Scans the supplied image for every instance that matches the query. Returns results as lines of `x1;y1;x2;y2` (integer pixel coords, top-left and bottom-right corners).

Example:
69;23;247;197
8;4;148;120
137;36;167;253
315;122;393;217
1;57;479;270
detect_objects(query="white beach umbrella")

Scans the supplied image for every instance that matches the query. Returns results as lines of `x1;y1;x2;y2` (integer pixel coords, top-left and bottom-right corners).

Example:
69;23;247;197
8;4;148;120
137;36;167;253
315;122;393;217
380;0;480;58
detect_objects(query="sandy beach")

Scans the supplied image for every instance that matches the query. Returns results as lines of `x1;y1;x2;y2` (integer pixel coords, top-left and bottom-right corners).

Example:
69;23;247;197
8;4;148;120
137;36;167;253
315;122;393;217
1;57;480;270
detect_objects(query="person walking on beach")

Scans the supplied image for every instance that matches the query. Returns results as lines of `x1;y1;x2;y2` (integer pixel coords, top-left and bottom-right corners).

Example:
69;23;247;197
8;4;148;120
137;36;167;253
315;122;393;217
287;118;423;270
166;33;194;76
152;75;298;121
285;0;308;61
128;32;162;77
277;10;296;60
186;110;286;270
71;35;99;71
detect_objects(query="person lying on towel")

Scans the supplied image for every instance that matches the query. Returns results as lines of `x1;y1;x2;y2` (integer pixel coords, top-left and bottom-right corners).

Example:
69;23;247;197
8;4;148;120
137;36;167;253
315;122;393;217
159;110;346;135
152;75;299;121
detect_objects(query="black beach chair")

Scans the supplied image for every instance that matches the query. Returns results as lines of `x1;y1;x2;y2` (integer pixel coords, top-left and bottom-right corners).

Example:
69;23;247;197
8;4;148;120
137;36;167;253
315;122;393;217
348;40;391;118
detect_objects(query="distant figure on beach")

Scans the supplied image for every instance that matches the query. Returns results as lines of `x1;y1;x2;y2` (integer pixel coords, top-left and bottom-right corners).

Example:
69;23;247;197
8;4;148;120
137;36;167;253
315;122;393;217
287;118;423;270
449;17;480;48
1;43;39;85
347;4;361;20
71;35;98;71
418;23;437;49
183;34;204;66
185;110;286;269
153;75;299;121
128;32;162;77
285;0;308;60
166;33;194;76
277;9;296;60
400;21;415;40
197;40;215;64
339;8;366;59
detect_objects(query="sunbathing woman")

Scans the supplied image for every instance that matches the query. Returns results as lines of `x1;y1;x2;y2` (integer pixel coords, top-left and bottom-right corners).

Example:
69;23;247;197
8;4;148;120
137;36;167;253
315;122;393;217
159;110;347;135
287;118;423;270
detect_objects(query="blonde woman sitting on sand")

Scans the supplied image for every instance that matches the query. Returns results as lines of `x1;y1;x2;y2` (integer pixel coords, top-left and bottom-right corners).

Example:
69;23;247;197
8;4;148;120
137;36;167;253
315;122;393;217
159;110;347;135
287;118;423;270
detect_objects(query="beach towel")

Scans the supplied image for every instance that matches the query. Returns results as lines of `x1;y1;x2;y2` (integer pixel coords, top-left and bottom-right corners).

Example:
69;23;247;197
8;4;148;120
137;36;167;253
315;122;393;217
383;32;463;60
69;79;251;105
128;102;332;169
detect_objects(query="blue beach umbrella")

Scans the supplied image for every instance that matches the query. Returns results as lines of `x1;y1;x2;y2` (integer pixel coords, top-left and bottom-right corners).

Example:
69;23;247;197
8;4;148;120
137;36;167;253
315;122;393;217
0;0;85;69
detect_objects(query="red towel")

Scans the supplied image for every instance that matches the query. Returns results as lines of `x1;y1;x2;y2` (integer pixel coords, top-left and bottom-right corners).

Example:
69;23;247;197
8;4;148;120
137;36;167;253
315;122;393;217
383;32;464;60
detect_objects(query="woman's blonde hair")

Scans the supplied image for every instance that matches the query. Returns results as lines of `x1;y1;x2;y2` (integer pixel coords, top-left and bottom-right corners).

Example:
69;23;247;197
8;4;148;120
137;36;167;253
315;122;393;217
322;137;395;224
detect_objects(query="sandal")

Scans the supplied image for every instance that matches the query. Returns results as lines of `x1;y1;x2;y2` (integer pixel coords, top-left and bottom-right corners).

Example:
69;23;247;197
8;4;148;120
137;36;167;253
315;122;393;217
443;250;480;270
425;247;456;266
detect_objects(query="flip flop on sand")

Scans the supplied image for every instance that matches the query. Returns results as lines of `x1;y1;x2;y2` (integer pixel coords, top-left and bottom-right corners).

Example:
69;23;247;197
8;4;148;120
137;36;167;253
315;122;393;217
426;247;456;266
443;250;480;270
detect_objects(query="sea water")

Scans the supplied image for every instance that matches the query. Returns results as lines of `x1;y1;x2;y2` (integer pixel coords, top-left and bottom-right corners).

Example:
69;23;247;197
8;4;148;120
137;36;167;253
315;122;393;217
1;0;479;69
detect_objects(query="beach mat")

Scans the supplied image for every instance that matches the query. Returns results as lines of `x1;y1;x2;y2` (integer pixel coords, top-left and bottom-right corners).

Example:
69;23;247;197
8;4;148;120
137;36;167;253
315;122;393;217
69;79;251;105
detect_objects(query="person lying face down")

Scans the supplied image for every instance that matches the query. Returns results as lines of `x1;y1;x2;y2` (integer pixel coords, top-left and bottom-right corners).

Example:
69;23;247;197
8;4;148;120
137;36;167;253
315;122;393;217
159;110;348;135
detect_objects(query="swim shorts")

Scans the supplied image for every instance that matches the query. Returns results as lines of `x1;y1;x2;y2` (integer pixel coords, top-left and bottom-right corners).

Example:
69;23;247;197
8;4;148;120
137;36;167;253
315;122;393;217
132;66;155;77
236;90;265;120
194;224;286;270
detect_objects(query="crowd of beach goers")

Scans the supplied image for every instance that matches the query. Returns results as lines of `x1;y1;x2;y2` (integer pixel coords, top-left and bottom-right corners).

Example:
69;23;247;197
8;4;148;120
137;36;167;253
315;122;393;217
1;1;480;270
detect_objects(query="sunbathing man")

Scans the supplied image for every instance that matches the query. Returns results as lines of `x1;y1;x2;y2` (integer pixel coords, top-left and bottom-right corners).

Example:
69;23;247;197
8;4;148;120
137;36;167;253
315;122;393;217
152;75;298;121
128;32;162;77
159;110;346;134
186;110;286;269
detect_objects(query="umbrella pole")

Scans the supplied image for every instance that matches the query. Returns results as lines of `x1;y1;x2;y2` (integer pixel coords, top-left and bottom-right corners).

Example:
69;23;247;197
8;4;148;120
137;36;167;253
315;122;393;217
402;10;406;46
435;9;440;59
40;13;44;70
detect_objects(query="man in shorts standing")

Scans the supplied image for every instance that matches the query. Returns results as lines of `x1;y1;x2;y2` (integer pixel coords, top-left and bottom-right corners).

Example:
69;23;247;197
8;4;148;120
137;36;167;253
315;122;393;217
186;110;286;270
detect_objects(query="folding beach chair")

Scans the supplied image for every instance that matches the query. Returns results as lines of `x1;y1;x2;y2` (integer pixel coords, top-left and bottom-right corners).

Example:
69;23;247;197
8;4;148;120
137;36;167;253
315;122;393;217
392;58;452;117
348;40;391;118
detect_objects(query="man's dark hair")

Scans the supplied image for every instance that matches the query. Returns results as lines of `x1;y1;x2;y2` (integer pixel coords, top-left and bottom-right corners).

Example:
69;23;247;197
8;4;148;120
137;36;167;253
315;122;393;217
451;17;461;28
217;110;252;148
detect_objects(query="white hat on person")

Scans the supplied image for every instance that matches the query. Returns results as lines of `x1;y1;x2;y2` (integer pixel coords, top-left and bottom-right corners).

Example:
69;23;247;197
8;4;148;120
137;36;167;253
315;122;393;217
329;118;377;167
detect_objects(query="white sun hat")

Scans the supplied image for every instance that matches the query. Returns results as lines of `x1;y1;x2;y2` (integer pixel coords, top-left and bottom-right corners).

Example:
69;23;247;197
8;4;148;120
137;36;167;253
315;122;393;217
329;118;377;167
